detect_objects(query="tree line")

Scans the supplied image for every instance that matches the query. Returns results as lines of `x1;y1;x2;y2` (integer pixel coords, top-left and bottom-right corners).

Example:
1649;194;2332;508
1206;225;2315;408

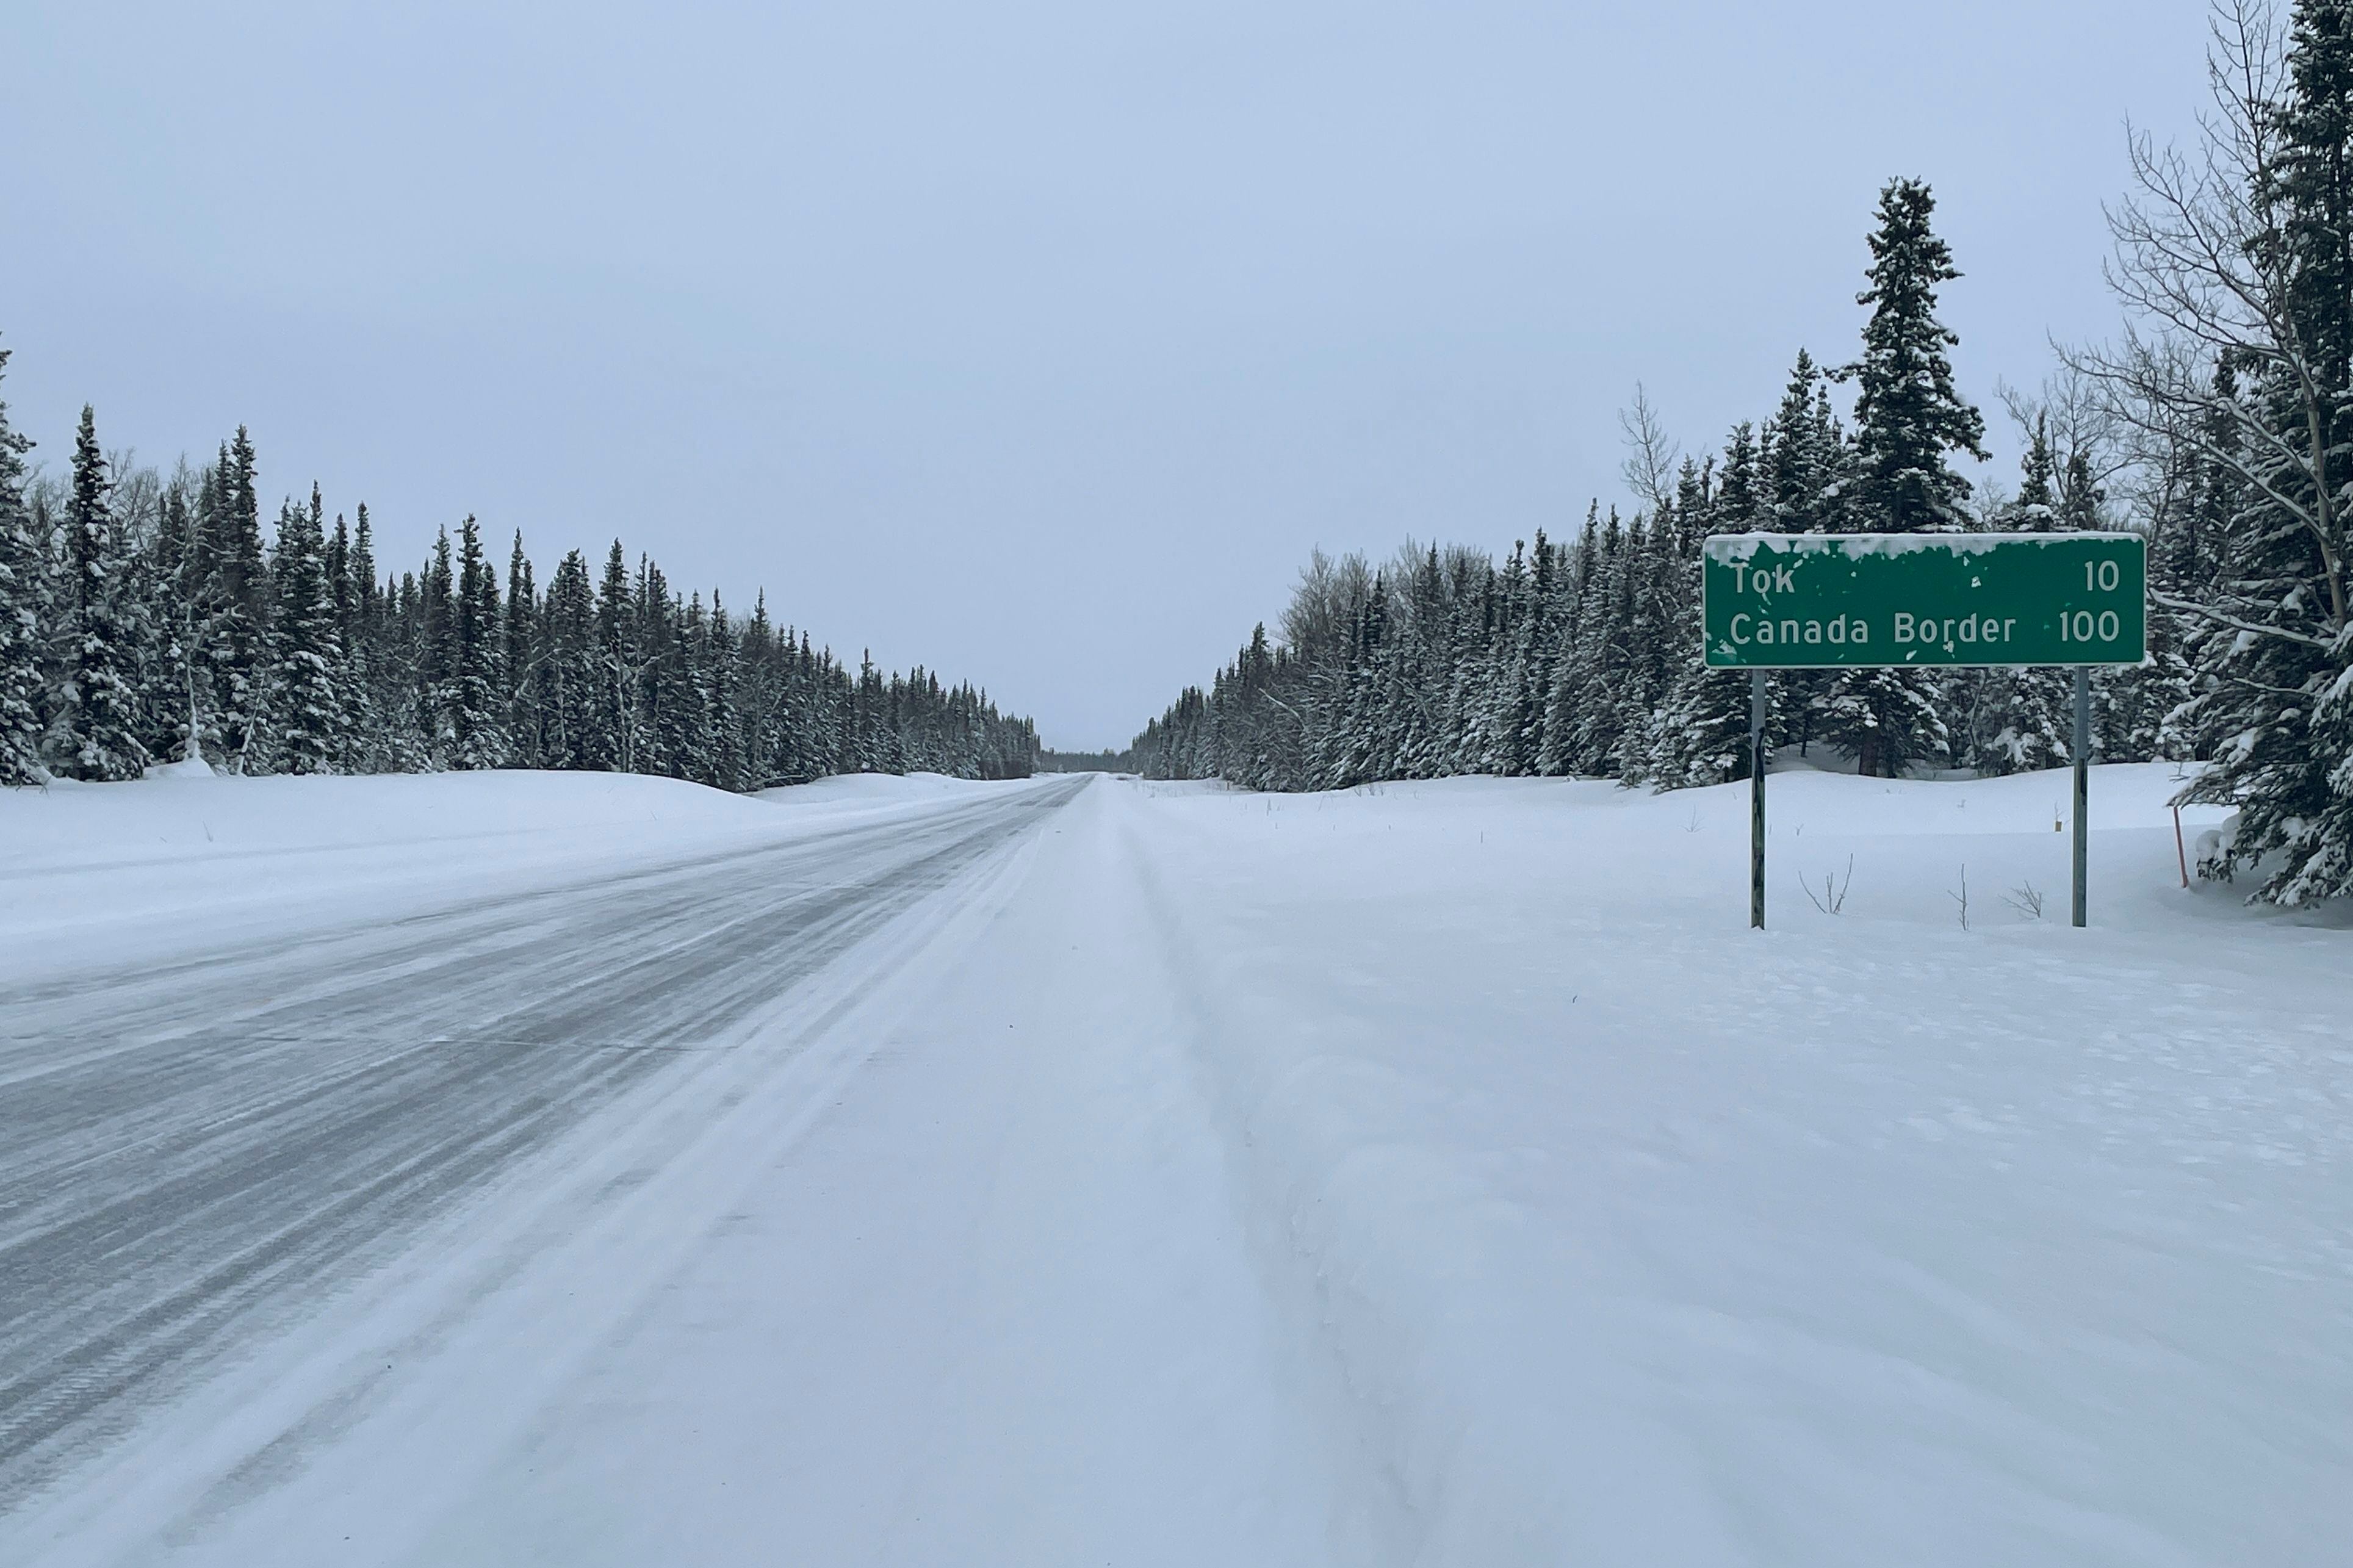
0;384;1039;791
1130;0;2353;908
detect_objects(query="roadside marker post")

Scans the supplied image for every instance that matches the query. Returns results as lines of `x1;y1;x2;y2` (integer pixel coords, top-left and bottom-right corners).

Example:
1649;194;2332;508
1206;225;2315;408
1702;533;2147;931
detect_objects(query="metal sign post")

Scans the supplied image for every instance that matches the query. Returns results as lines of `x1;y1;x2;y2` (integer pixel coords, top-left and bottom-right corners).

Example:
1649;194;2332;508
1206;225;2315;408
1750;669;1766;930
1702;533;2146;930
2072;666;2090;928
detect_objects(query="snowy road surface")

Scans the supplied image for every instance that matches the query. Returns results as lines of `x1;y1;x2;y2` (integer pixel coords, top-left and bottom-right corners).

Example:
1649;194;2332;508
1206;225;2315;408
1;763;2348;1566
0;773;1086;1552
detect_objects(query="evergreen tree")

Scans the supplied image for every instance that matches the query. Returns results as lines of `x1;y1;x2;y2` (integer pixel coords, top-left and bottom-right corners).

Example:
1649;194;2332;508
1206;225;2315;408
52;406;149;780
141;464;203;764
270;489;345;772
707;591;745;791
447;516;506;768
541;548;599;769
343;503;404;770
1967;428;2074;772
418;525;456;761
1650;444;1767;786
1822;181;1983;775
1840;178;1988;530
593;541;636;771
200;426;274;770
1765;351;1832;533
0;336;44;783
504;530;541;764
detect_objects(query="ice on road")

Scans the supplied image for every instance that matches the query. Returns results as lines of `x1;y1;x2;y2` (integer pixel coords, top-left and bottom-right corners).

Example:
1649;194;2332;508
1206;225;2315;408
1;763;2347;1566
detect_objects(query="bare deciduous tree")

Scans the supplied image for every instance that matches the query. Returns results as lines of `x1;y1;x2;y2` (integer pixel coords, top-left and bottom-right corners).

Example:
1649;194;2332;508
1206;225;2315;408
1618;384;1681;516
2064;0;2349;635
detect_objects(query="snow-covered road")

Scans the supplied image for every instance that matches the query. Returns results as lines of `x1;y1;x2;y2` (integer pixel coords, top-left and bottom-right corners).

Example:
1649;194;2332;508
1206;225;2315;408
2;764;2347;1566
0;773;1086;1552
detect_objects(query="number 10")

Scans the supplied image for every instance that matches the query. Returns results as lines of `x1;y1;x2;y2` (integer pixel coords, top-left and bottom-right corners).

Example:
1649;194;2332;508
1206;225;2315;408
2085;559;2121;592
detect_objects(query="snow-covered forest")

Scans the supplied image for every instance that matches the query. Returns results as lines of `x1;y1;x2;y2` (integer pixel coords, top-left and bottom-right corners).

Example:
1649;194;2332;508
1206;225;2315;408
0;387;1040;793
1131;2;2353;908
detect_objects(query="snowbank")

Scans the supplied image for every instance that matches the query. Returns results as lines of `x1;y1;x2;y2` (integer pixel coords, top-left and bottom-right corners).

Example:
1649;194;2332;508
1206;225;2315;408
0;768;1050;980
1;767;773;876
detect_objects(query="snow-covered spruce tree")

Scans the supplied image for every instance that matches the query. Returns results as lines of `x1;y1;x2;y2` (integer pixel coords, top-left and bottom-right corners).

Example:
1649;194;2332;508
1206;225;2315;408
1822;179;1985;776
270;489;345;773
1535;517;1594;776
0;336;45;784
1651;429;1768;786
1565;509;1632;773
735;590;778;785
334;505;382;769
446;516;506;769
1485;543;1538;776
184;430;273;770
591;541;636;771
1762;354;1846;755
349;503;429;771
1438;554;1496;775
538;548;598;769
636;567;691;777
1510;533;1562;775
1969;420;2075;772
2078;0;2353;900
416;526;456;763
49;406;150;781
674;591;719;787
205;427;276;770
504;531;542;766
137;463;200;764
1609;515;1671;785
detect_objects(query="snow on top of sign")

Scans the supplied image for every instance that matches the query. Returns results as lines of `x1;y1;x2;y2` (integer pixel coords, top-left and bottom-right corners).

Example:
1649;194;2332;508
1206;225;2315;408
1704;531;2144;561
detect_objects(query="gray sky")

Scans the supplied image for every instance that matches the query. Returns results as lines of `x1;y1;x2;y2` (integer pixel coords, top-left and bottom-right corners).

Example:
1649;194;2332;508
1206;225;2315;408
7;1;2211;749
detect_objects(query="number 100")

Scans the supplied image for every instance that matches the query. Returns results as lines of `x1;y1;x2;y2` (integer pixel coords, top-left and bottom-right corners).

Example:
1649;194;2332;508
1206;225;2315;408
2059;609;2121;642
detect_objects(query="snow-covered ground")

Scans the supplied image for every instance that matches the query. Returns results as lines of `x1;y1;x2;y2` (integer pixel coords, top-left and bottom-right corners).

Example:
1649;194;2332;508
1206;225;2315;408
1107;764;2350;1564
2;764;2346;1565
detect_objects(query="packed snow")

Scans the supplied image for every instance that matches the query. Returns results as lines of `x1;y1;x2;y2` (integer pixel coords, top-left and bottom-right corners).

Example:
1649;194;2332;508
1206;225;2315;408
1;764;2346;1566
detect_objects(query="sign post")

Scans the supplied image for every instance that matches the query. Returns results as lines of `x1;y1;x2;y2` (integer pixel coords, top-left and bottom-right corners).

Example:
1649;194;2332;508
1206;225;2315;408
2072;666;2091;927
1702;533;2146;930
1749;669;1766;930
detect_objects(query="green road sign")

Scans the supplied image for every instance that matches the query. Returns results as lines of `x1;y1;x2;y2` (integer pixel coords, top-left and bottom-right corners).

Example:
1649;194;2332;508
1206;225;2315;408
1702;532;2146;669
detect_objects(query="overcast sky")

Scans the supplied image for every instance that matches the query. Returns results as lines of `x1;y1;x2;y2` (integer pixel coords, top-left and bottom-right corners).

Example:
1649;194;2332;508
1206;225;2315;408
7;1;2213;749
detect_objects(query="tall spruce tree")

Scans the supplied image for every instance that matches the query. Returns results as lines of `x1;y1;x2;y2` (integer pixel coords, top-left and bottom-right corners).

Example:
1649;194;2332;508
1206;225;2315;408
141;464;202;764
201;427;273;770
1842;178;1988;529
0;336;43;783
1970;425;2074;772
53;406;150;780
593;541;636;771
1651;435;1765;785
1823;180;1983;775
541;548;597;769
419;526;456;762
270;489;345;772
504;531;541;764
448;516;506;769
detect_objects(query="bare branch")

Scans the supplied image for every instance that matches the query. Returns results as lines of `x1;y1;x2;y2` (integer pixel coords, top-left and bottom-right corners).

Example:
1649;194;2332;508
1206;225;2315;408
2153;588;2335;649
